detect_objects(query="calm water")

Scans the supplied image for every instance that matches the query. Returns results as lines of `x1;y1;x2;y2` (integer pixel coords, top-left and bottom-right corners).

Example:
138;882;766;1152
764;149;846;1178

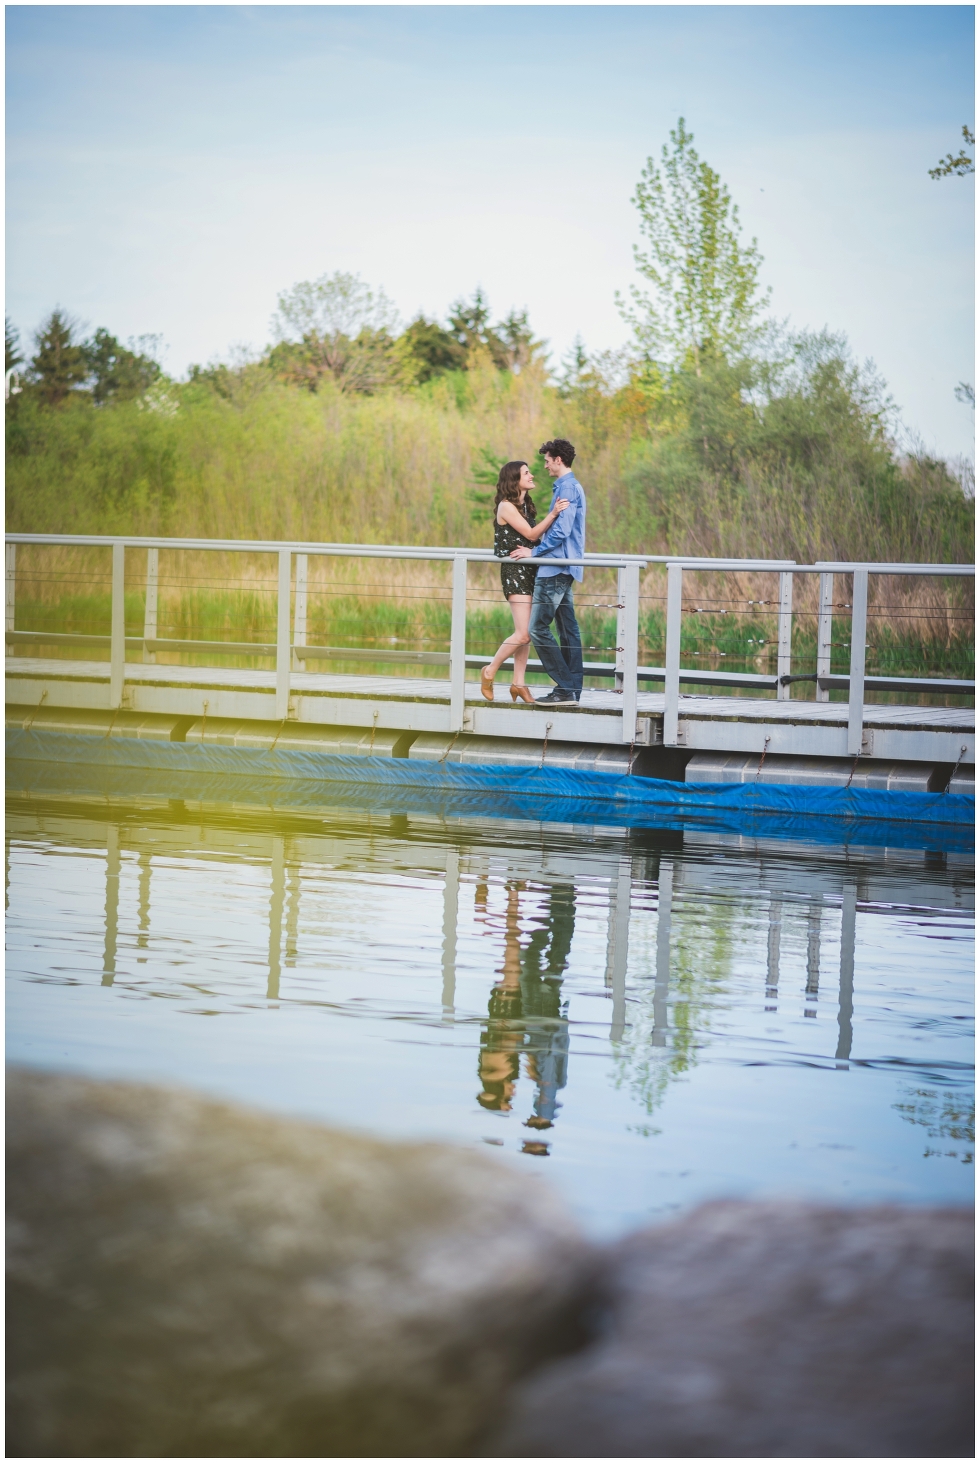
6;767;974;1235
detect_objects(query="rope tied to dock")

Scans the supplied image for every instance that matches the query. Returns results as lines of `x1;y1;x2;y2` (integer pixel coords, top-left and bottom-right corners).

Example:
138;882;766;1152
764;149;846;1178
755;736;771;781
24;688;47;732
540;721;554;769
103;700;122;740
268;717;288;752
439;728;462;764
943;744;969;793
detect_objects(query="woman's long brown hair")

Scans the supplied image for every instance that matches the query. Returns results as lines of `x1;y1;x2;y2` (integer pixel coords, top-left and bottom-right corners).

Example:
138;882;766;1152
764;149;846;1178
493;460;536;522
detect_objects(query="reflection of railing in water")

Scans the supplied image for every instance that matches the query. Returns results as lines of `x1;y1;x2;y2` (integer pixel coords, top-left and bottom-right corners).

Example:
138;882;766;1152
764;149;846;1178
89;816;871;1083
837;885;857;1066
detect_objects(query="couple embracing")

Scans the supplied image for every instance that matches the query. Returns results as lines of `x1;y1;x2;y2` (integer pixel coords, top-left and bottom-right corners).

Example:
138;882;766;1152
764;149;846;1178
480;437;585;706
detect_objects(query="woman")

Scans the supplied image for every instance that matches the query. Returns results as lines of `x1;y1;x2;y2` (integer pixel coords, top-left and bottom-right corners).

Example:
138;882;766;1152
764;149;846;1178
480;460;568;703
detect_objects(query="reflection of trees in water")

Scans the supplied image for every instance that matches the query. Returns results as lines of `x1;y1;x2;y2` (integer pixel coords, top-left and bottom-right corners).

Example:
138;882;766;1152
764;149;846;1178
894;1087;975;1165
611;880;734;1120
475;881;574;1153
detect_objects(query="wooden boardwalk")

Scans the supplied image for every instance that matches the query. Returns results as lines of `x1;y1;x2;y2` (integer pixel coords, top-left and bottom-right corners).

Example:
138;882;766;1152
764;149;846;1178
6;535;974;774
7;655;974;765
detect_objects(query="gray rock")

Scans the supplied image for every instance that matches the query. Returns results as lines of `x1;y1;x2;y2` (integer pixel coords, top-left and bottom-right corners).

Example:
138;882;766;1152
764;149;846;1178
7;1069;590;1458
486;1199;974;1458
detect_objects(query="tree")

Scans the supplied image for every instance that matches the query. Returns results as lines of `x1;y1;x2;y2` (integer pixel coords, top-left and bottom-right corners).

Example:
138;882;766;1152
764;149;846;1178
447;289;508;367
6;317;23;373
495;308;546;374
5;317;24;402
270;272;400;392
84;329;161;405
398;316;466;382
29;309;88;406
929;125;975;179
619;118;769;373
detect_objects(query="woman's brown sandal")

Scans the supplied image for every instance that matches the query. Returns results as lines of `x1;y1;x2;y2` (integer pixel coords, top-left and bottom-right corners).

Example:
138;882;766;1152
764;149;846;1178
480;668;495;702
509;684;534;704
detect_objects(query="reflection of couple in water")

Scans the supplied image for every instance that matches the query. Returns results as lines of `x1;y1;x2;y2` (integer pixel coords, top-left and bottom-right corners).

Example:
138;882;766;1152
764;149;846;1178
475;880;575;1154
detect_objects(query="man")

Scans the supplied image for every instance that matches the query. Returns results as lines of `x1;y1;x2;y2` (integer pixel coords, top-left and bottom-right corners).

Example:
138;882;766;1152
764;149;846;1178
510;437;585;703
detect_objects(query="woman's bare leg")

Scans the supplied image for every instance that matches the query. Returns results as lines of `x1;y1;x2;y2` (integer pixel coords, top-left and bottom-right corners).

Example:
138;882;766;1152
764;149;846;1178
486;596;532;679
510;598;532;683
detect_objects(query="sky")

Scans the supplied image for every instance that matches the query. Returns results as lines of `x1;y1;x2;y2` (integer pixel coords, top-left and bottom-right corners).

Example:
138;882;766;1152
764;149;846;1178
5;4;975;459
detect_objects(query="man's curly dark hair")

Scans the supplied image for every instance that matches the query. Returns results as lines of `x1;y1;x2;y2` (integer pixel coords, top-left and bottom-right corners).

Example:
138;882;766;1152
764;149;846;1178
538;438;575;468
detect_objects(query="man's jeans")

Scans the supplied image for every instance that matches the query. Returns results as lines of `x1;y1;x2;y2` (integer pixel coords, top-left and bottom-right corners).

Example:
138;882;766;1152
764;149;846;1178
529;573;584;696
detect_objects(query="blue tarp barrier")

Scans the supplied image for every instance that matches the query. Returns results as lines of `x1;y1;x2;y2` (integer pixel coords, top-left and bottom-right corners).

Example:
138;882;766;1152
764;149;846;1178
7;729;974;855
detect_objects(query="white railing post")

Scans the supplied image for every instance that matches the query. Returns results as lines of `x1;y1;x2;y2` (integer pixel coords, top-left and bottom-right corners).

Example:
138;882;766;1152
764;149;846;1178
292;552;308;671
846;568;868;756
109;541;126;710
448;554;468;732
663;563;683;746
815;571;833;702
5;541;15;634
614;566;627;692
620;561;640;742
143;547;158;665
276;548;292;721
776;570;794;700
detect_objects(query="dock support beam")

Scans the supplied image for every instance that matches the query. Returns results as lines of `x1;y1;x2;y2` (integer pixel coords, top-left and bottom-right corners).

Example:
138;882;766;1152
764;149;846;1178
449;555;468;732
815;572;833;702
663;563;683;746
143;548;158;665
776;571;793;700
109;542;126;710
846;569;869;756
276;549;291;721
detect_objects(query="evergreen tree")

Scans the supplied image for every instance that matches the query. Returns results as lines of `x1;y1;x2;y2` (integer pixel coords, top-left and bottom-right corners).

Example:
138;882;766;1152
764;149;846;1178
496;309;546;373
6;317;23;373
29;309;88;406
447;290;509;368
398;316;466;382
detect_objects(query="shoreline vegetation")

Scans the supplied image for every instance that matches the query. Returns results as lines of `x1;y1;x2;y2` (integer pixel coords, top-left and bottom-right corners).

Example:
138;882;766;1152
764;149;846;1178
6;120;973;679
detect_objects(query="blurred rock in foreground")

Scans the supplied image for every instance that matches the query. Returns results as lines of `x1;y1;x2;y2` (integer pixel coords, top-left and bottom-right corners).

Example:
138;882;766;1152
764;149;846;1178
7;1068;590;1458
486;1199;974;1458
8;1071;974;1459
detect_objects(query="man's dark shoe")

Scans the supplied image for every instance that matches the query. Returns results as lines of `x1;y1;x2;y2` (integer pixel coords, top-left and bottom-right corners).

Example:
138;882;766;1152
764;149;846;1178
536;688;578;703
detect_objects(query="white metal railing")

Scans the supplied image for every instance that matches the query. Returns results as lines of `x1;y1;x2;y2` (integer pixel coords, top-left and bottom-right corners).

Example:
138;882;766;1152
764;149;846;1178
4;535;975;748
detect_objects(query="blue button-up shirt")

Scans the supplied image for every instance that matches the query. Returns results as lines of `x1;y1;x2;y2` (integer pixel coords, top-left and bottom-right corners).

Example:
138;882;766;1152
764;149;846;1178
532;471;586;582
